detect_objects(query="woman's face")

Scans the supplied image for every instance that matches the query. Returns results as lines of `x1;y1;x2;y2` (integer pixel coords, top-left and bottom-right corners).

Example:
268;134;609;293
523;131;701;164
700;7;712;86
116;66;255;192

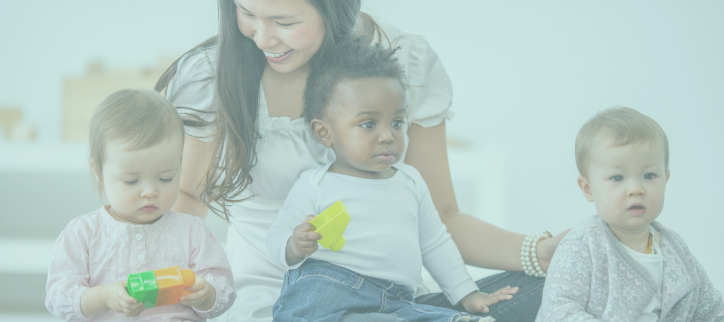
236;0;326;73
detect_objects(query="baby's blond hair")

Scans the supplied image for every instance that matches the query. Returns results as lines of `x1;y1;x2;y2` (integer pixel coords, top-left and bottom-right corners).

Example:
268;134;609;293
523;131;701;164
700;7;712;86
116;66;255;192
89;89;184;193
575;106;668;177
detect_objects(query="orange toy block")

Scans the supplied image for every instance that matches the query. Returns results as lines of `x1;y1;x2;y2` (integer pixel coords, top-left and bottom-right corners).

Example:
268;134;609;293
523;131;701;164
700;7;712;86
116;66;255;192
154;266;196;306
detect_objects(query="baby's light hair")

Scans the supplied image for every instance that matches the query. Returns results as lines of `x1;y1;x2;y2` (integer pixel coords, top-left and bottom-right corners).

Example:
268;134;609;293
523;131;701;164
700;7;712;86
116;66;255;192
89;89;184;193
575;106;669;177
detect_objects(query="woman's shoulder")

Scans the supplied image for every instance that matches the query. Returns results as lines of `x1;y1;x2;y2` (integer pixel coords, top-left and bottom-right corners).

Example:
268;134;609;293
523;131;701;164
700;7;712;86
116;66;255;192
373;18;424;46
166;44;219;125
169;45;218;95
176;45;217;76
368;16;453;126
374;19;437;67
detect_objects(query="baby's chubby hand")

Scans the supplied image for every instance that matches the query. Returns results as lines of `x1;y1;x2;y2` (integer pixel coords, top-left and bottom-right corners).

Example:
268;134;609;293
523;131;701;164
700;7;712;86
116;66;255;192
460;286;519;314
286;215;323;265
102;280;144;317
180;275;216;311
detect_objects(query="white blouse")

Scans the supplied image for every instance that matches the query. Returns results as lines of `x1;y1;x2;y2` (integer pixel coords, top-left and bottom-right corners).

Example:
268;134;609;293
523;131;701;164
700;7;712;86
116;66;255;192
167;21;454;322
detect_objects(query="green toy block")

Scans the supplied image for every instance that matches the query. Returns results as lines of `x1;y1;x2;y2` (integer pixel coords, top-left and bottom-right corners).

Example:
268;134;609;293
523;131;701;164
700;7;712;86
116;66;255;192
311;200;350;251
126;271;158;308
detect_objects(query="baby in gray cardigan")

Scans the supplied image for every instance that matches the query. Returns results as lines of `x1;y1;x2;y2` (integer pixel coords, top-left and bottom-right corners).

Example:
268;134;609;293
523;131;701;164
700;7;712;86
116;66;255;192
536;107;723;322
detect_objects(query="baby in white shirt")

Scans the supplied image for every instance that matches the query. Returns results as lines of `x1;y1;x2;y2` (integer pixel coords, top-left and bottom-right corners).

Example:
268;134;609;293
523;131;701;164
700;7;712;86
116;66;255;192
266;37;513;322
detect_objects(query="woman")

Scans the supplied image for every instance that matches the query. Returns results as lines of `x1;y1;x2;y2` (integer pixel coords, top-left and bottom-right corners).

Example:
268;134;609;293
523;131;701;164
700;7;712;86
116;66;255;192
157;0;566;321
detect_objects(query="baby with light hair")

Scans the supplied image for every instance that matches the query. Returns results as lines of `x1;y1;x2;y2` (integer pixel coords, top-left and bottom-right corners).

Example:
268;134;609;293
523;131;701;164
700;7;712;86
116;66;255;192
45;89;235;321
536;107;723;322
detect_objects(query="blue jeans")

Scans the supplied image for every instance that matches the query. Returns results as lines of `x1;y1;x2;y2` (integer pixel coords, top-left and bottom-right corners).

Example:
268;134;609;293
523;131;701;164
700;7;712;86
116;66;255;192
341;271;545;322
273;259;488;322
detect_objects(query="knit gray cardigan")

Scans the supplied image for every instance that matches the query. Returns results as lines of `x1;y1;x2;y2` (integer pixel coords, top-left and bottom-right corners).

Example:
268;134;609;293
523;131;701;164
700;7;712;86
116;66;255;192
536;216;724;322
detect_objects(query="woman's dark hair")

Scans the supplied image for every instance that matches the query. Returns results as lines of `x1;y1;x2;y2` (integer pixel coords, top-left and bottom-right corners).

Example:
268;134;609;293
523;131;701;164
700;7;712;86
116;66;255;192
155;0;388;220
303;37;405;124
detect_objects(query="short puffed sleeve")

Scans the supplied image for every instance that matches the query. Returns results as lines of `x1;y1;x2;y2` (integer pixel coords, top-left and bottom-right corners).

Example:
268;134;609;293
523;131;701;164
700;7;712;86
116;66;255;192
392;34;454;128
166;46;218;142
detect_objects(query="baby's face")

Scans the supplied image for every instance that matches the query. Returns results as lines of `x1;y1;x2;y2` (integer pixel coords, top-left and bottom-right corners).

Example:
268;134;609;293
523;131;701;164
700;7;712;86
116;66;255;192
325;78;406;178
580;137;670;235
98;135;183;224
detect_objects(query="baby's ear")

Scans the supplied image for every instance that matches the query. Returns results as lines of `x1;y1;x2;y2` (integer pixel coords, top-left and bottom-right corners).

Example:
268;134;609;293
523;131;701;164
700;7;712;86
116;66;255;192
310;119;333;148
90;159;99;180
577;175;594;202
90;159;102;186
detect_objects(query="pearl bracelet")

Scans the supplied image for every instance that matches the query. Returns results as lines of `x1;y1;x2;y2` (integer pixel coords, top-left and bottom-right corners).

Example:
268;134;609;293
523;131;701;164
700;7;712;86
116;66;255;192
521;231;553;278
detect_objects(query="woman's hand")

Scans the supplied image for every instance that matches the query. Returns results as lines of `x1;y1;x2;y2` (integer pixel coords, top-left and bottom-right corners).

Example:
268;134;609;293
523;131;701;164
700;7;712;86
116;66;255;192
181;276;216;311
101;280;145;317
536;229;570;272
286;215;323;266
460;286;519;314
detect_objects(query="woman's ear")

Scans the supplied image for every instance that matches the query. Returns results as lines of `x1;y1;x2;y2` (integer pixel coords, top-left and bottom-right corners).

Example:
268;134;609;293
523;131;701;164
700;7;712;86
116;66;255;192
310;119;333;148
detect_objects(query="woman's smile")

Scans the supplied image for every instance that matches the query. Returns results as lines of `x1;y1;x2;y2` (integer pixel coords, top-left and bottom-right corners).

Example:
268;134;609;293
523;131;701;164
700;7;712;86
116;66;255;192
264;49;294;62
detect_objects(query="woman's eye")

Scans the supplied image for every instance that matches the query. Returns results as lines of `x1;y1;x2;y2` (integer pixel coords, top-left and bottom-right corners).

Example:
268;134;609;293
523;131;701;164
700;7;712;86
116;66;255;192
611;175;623;182
160;178;174;183
361;121;375;129
276;22;295;27
392;120;405;128
123;180;138;185
644;173;656;180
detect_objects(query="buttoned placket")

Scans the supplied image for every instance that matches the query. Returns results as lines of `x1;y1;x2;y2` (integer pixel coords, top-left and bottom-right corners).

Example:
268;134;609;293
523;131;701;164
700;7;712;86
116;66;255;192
130;225;148;273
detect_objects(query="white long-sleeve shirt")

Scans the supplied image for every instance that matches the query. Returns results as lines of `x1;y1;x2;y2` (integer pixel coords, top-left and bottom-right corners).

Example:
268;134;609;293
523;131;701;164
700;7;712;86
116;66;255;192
169;18;455;321
266;162;478;305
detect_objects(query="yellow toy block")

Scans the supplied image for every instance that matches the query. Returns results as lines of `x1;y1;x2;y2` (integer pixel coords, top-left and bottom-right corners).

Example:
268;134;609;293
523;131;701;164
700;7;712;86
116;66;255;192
311;200;350;251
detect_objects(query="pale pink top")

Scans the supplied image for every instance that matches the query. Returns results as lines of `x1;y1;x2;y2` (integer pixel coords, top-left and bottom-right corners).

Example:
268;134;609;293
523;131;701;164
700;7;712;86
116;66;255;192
46;205;236;321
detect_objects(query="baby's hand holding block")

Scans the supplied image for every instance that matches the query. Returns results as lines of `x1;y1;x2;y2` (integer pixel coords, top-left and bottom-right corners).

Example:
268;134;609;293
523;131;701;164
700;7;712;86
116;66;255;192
126;266;195;308
311;200;350;251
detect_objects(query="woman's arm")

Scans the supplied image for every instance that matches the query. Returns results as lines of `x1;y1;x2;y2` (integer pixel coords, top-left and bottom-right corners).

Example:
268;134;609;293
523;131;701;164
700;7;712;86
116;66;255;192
405;121;565;271
172;135;215;219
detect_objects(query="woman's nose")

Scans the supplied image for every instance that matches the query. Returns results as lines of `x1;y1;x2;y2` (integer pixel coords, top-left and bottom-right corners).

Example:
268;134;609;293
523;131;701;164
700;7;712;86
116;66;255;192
253;22;279;50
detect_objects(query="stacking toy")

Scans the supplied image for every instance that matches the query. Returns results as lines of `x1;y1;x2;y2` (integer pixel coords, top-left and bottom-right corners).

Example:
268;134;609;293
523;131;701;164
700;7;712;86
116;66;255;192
126;266;195;308
310;200;350;252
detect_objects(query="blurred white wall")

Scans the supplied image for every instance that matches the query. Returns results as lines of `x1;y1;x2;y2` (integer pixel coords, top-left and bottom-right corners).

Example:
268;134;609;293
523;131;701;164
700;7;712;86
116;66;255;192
0;0;218;142
362;0;724;290
1;0;723;318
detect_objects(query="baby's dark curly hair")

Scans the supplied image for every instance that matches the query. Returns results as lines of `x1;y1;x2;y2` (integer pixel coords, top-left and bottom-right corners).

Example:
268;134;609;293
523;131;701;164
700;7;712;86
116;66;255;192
302;37;406;125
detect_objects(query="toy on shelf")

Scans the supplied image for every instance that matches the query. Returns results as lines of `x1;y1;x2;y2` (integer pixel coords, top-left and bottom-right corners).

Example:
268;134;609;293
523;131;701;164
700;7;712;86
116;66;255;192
310;200;350;252
126;266;195;308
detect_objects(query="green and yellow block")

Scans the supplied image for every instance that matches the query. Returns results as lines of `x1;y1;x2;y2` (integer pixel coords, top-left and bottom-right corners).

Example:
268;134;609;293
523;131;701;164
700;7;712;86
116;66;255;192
126;266;195;308
311;200;351;252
